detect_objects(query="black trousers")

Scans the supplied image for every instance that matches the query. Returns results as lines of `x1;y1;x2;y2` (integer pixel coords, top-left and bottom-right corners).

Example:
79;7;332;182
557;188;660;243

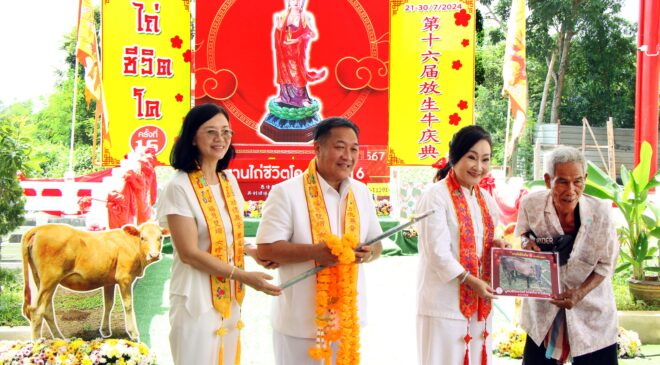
522;336;618;365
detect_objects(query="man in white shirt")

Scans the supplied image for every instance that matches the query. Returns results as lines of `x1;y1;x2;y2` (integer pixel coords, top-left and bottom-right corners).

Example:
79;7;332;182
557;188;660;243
516;146;618;364
256;117;383;365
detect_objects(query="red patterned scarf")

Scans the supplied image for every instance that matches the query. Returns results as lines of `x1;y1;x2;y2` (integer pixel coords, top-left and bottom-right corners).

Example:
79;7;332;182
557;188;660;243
445;169;494;365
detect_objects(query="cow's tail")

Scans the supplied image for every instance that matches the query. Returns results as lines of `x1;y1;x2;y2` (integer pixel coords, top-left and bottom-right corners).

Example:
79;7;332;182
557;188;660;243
21;228;37;320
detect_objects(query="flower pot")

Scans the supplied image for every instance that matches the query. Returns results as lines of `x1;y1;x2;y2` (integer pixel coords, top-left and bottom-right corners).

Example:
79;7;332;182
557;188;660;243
628;277;660;304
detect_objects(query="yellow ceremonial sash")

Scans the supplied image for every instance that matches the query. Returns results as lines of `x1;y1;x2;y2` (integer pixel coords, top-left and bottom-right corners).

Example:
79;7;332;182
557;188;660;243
188;170;245;365
303;159;360;254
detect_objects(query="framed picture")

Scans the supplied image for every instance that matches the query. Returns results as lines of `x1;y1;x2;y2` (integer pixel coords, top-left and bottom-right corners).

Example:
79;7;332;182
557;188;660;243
491;248;560;299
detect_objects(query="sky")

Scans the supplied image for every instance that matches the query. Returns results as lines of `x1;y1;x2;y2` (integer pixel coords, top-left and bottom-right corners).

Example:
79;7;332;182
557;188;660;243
0;0;641;108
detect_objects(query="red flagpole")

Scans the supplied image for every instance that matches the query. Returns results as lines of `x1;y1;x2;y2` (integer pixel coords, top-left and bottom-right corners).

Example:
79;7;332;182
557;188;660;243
634;0;660;176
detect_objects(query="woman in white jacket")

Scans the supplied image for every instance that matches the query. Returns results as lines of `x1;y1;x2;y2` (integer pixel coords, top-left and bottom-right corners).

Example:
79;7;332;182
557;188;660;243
416;125;506;365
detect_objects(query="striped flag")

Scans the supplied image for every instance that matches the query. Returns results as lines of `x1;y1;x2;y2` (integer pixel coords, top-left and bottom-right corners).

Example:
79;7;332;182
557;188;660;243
502;0;527;161
76;0;101;106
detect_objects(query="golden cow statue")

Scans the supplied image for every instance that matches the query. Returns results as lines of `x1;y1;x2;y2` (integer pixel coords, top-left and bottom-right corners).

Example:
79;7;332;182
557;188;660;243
22;222;167;340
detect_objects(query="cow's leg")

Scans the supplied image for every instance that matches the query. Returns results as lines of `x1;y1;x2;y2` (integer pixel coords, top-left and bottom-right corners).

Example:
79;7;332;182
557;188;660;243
118;280;139;340
32;281;63;339
43;291;64;339
29;289;44;339
100;284;115;337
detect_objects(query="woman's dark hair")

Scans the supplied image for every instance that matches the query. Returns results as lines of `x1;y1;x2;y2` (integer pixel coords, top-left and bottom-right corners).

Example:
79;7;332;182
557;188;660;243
170;103;236;172
436;125;492;181
313;117;360;142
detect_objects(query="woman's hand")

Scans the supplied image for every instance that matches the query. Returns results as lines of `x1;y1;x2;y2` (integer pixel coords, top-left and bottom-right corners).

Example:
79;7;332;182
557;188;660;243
245;244;279;269
237;271;282;296
464;274;497;300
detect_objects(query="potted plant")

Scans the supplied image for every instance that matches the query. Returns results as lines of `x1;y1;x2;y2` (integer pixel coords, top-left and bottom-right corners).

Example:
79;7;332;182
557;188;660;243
585;141;660;303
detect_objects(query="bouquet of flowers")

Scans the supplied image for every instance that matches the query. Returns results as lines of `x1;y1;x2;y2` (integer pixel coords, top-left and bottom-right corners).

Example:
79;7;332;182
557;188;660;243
492;325;526;359
617;327;642;358
375;199;392;217
0;337;157;365
243;200;265;218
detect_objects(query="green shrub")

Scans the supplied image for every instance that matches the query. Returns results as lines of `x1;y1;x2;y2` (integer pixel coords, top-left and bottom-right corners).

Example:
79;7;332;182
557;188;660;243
613;272;660;311
0;268;28;326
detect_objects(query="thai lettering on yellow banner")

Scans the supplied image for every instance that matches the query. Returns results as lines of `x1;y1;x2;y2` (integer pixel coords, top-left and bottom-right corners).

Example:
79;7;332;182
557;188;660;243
102;0;191;166
388;1;475;166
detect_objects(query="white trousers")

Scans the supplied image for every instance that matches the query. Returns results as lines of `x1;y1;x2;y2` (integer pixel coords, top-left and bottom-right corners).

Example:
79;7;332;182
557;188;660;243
417;313;492;365
273;331;339;365
169;295;240;365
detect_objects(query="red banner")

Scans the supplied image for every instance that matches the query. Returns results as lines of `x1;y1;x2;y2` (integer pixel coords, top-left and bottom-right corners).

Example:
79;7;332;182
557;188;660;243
195;0;389;196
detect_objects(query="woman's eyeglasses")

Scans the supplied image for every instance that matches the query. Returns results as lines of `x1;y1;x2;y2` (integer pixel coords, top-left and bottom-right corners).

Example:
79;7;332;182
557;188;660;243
204;129;234;139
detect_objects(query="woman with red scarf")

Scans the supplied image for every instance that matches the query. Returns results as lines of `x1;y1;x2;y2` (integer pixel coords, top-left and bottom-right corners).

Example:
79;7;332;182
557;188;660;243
416;126;507;365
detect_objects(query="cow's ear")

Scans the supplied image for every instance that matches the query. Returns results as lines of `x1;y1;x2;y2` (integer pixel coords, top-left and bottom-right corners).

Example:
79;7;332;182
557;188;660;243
122;225;140;236
161;228;170;237
504;222;516;235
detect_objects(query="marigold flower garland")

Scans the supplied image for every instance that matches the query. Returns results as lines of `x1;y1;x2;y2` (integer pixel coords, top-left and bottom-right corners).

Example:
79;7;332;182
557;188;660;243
308;233;360;365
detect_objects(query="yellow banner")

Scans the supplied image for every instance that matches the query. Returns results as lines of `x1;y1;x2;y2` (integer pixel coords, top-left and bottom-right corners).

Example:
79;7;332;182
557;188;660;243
388;1;476;166
102;0;191;165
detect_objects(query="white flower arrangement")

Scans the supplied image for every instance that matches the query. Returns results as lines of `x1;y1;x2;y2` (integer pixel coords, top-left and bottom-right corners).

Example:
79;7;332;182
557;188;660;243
0;338;157;365
617;327;642;358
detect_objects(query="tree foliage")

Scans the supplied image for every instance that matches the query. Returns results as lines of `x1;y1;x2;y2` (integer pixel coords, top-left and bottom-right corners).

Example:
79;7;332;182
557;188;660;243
476;0;636;177
0;109;34;235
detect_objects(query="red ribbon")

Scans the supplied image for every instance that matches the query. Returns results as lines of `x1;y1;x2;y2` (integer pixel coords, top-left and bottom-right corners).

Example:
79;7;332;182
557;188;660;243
478;173;496;195
431;157;448;169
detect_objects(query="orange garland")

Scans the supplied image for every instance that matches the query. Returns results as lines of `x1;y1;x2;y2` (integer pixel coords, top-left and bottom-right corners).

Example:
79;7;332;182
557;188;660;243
308;234;360;365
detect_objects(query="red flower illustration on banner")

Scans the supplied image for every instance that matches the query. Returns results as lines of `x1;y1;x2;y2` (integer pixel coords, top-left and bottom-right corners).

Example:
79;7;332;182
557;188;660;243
461;39;470;47
452;60;463;70
170;35;183;49
449;113;461;126
458;100;468;110
175;93;184;102
454;9;471;27
183;49;191;63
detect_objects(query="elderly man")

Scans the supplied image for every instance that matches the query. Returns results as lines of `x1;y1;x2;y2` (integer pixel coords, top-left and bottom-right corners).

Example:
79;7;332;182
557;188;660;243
515;145;619;364
256;117;383;365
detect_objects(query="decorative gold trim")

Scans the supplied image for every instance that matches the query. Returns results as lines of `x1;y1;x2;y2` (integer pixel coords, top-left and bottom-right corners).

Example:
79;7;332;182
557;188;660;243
459;0;475;14
224;98;257;129
387;147;405;165
390;0;410;16
234;148;315;155
207;0;237;70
